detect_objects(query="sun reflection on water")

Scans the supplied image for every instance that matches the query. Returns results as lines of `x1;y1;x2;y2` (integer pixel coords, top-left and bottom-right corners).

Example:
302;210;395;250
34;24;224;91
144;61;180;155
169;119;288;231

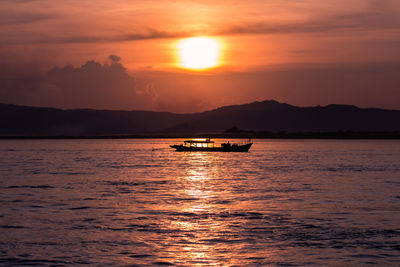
168;152;232;265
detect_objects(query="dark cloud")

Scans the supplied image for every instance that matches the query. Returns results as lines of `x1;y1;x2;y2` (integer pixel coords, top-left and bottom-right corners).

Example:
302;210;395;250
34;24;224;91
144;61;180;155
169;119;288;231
108;54;121;63
0;55;158;110
219;0;400;37
121;29;187;41
220;11;400;36
0;29;189;46
46;57;142;110
0;10;54;26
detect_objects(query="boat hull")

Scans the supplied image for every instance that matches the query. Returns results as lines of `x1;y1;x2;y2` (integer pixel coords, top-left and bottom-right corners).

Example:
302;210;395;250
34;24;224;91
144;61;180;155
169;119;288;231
170;143;252;152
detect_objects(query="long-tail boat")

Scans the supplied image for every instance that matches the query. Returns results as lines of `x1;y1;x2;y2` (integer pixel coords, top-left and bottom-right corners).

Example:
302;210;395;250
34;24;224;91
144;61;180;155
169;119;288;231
170;138;252;152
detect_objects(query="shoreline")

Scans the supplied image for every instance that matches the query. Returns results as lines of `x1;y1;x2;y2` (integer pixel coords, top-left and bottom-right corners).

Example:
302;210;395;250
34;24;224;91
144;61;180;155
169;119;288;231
1;132;400;140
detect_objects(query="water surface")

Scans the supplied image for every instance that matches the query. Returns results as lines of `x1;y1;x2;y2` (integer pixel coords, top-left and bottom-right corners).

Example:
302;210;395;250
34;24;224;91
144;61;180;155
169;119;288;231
0;139;399;266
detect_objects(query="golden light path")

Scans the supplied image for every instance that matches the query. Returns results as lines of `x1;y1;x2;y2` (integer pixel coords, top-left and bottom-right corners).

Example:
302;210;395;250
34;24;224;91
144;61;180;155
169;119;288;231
177;37;221;70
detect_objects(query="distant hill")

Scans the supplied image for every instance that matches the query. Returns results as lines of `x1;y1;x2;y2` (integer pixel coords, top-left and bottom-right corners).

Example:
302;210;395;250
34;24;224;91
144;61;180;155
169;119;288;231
168;100;400;133
0;100;399;137
0;104;190;136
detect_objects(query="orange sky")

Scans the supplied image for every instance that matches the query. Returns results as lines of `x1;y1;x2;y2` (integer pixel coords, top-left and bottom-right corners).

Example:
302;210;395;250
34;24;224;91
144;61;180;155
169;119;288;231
0;0;400;112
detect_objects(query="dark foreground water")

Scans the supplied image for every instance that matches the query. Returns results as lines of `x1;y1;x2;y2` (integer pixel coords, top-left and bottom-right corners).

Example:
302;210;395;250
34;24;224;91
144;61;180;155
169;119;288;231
0;139;399;266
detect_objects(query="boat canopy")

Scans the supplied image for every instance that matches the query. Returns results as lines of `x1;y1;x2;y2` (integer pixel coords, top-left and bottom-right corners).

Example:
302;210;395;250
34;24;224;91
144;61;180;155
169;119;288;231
184;138;214;144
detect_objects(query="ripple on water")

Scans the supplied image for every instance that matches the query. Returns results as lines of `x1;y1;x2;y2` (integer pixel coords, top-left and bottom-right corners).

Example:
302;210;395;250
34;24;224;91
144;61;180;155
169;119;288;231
0;139;399;266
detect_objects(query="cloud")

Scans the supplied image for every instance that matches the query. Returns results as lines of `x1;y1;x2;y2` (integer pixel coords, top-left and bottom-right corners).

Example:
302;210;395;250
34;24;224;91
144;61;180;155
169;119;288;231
108;54;121;63
1;9;398;46
220;0;400;36
46;57;141;109
0;55;158;110
0;11;53;25
0;3;54;26
219;11;400;36
0;0;399;46
0;29;189;46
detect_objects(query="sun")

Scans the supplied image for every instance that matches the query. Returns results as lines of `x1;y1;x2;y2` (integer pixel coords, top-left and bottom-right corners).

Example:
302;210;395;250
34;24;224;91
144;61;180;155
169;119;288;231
177;37;221;70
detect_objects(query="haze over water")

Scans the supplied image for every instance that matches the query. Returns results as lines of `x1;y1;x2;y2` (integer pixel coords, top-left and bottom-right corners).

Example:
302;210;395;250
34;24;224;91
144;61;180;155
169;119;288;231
0;139;399;266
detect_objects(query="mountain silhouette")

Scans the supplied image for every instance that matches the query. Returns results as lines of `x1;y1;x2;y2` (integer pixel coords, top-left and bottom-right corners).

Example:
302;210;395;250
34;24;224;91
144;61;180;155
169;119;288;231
0;100;399;136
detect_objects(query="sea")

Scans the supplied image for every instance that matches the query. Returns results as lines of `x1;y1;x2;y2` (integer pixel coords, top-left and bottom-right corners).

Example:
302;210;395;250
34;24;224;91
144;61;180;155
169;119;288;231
0;139;399;266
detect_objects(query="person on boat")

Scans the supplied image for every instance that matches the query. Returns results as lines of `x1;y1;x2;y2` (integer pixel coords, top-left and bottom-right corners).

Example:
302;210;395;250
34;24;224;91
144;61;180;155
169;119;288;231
222;141;231;148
